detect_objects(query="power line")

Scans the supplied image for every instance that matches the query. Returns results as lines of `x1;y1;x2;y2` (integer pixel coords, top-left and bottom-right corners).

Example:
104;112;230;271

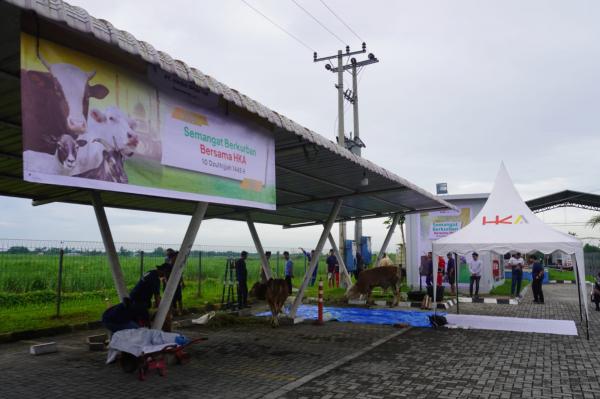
319;0;364;42
290;0;347;46
240;0;315;52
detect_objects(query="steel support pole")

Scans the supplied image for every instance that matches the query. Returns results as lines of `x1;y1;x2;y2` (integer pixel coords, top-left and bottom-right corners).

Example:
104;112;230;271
91;191;128;301
374;214;401;267
328;232;353;289
290;199;343;318
152;202;208;329
246;213;273;282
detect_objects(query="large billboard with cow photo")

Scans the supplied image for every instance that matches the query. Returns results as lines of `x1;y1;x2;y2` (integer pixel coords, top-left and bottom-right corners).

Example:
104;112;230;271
20;33;276;210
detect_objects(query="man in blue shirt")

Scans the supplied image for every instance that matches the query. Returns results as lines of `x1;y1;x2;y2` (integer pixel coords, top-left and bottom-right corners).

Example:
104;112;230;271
530;255;545;304
102;297;150;333
284;251;293;294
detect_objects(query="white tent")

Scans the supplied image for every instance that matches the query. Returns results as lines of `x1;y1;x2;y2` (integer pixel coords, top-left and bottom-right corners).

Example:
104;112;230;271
432;163;589;337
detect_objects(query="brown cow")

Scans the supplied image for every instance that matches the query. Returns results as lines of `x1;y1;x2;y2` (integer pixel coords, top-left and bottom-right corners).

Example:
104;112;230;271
265;278;289;327
21;57;109;154
249;281;268;300
346;266;402;306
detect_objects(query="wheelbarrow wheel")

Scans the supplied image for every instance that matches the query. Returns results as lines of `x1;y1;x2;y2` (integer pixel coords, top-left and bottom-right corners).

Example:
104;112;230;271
120;353;139;373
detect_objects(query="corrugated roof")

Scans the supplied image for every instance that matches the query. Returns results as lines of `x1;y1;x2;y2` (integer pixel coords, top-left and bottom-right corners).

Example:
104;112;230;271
0;0;454;226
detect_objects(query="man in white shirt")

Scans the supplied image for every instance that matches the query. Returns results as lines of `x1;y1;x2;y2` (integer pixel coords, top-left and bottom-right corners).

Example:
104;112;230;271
468;252;482;297
508;252;524;298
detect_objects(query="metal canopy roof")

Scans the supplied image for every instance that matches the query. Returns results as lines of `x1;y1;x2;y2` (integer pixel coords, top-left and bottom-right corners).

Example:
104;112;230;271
526;190;600;213
0;0;453;227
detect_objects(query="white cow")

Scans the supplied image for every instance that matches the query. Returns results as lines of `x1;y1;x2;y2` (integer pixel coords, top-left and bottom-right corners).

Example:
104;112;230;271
72;106;139;175
24;134;88;175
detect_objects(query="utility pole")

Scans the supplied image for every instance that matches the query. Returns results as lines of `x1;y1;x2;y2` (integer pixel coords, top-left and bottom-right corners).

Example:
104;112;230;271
314;44;379;265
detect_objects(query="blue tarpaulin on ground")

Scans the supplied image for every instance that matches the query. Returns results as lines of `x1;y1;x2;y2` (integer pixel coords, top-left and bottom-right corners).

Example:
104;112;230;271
257;305;441;328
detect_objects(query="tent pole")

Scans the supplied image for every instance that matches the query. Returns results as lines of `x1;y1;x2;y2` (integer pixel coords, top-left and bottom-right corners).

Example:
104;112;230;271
91;191;128;301
328;232;353;290
455;252;459;315
290;199;343;318
374;213;401;267
573;255;583;323
246;213;273;282
152;202;208;329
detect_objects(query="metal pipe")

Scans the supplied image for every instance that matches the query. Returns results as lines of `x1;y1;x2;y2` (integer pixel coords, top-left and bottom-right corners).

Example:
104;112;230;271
374;213;401;267
246;213;272;281
152;202;208;329
91;191;128;300
328;232;353;289
290;199;343;318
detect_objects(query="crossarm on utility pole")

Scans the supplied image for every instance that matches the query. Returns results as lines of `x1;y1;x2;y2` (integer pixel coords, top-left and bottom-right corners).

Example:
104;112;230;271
290;199;343;318
374;213;401;267
246;213;272;282
328;232;353;290
152;202;208;329
91;191;128;301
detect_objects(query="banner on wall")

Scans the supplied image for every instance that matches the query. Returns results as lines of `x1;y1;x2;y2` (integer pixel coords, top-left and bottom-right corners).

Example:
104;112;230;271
20;33;276;210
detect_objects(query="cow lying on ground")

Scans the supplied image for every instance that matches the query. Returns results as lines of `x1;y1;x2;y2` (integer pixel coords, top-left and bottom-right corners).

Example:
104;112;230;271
265;278;289;327
346;266;402;306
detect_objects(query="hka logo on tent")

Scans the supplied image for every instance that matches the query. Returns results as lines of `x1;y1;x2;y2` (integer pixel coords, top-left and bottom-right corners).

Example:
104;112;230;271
482;215;528;225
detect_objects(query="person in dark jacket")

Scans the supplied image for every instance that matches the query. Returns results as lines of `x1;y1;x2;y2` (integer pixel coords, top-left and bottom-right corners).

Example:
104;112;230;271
129;263;169;309
530;255;545;304
102;297;149;333
446;253;456;295
592;272;600;311
236;251;249;308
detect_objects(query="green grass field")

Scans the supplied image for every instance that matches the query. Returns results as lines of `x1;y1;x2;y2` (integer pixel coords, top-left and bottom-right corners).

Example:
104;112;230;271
0;252;363;333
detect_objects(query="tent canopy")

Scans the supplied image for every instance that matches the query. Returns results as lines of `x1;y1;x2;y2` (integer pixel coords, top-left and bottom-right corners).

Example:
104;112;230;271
433;163;583;256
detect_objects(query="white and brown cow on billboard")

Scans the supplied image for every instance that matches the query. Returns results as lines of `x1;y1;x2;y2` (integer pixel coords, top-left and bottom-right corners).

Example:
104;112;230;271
21;54;109;154
21;55;139;183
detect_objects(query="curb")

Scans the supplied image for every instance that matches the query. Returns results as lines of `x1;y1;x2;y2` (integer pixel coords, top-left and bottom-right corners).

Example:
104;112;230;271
0;321;103;345
548;280;574;284
396;299;457;310
457;297;518;305
262;327;411;399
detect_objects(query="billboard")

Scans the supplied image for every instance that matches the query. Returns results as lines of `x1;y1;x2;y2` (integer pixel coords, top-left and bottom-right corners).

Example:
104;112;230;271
20;33;276;210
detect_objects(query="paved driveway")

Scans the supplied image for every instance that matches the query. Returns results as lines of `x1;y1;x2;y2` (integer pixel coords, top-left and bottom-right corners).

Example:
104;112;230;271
1;284;597;399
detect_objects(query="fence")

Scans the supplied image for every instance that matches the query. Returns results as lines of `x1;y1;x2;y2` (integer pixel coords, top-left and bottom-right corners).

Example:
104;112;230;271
585;252;600;276
0;238;340;316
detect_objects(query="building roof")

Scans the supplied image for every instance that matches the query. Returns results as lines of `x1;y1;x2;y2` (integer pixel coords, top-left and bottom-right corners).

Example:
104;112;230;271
526;190;600;213
0;0;454;227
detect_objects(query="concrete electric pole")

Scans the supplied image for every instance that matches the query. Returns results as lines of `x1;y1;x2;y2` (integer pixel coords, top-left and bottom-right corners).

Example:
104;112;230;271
314;44;379;263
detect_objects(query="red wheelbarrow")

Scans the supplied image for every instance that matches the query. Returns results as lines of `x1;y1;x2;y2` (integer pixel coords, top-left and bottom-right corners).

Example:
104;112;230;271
118;336;208;381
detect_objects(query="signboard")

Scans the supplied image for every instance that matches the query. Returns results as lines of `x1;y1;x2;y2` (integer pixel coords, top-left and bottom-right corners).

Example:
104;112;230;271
20;33;276;210
423;209;469;240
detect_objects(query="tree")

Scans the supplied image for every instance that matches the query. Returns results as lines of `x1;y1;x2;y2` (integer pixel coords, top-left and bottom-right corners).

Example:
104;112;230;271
588;214;600;229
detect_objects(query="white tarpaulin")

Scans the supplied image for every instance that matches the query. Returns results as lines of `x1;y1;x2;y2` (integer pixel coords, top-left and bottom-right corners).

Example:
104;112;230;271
432;163;589;337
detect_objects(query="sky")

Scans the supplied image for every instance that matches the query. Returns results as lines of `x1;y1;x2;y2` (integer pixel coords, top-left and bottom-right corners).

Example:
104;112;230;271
2;0;600;250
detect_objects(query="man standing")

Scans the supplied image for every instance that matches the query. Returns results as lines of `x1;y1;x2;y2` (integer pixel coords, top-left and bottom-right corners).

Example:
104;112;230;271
468;252;482;298
300;248;319;287
355;251;364;279
326;249;338;288
236;251;249;308
530;255;545;304
509;252;524;298
425;252;433;288
446;253;456;295
284;251;293;294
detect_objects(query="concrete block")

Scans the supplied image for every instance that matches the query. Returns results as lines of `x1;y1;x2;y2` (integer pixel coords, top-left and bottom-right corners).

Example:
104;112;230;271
374;300;387;306
86;333;108;351
30;342;57;355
